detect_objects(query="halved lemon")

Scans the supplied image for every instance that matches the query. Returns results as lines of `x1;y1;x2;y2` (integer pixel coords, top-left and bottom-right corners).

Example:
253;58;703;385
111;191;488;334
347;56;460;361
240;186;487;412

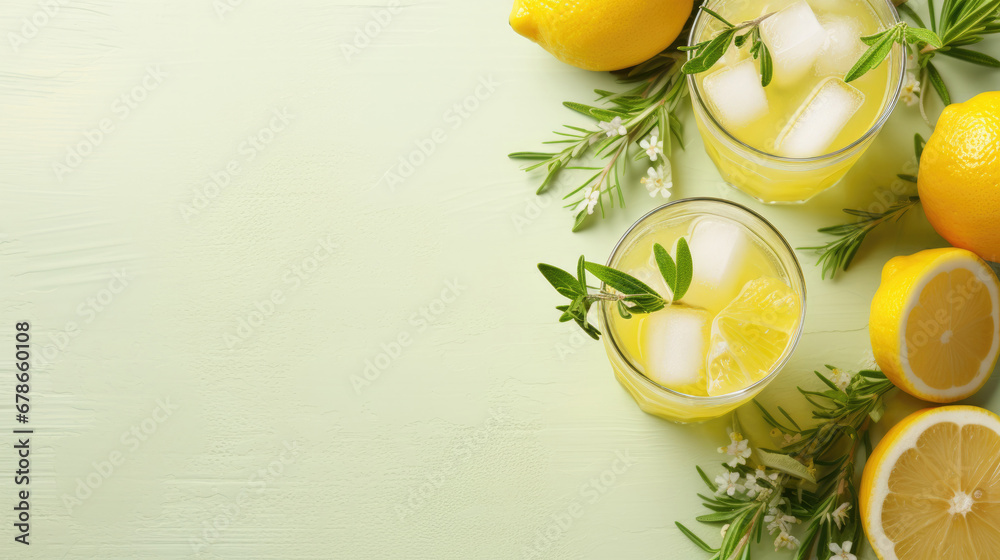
705;277;802;396
870;248;1000;403
861;406;1000;560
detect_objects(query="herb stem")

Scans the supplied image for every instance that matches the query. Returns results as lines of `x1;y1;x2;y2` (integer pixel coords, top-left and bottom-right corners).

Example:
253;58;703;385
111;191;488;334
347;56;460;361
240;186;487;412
732;11;775;31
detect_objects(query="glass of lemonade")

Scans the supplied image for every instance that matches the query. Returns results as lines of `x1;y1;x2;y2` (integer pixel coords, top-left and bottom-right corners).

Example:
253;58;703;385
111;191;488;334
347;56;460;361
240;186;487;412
597;199;806;423
687;0;906;203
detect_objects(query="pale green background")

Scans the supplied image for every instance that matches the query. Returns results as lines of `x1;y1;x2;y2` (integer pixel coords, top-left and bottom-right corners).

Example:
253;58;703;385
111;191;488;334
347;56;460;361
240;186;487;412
1;0;999;558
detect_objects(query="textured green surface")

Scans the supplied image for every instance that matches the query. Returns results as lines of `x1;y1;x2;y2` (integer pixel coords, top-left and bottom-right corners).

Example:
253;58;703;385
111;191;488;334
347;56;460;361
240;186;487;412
1;0;1000;558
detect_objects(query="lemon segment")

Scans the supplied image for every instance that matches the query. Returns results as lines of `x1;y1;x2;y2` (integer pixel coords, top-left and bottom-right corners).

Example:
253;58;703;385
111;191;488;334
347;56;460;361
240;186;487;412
705;277;802;396
870;248;1000;403
861;406;1000;560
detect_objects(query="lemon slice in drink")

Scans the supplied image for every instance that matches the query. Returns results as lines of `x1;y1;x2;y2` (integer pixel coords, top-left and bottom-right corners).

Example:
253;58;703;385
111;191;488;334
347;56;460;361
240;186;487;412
705;277;802;396
861;406;1000;560
870;248;1000;403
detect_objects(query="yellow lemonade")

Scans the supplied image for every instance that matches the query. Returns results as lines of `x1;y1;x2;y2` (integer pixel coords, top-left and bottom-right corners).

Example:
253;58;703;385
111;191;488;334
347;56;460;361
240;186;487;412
687;0;905;203
598;199;805;423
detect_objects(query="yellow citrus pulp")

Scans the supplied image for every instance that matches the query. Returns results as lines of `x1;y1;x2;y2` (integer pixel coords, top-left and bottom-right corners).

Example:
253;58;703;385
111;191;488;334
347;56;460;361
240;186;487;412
861;406;1000;560
869;248;1000;403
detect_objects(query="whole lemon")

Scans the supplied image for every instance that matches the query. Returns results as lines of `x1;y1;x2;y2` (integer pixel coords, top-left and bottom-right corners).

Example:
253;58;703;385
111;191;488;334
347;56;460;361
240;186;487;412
918;91;1000;262
509;0;694;71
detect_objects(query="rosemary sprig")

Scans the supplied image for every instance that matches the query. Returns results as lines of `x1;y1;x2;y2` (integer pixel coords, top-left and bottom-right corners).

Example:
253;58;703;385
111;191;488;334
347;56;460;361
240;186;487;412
681;8;775;86
799;134;926;279
850;0;1000;114
509;51;689;231
678;367;896;560
844;22;943;82
537;239;692;339
799;196;921;280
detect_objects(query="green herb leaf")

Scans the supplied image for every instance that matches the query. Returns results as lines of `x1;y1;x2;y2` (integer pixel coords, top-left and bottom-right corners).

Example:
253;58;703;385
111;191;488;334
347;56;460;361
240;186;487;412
674;238;693;301
538;263;584;298
845;26;902;82
576;255;587;292
799;196;921;279
700;6;735;28
584;262;662;300
904;26;944;47
939;46;1000;67
675;522;718;553
926;61;951;105
653;242;678;294
682;28;737;74
758;42;774;87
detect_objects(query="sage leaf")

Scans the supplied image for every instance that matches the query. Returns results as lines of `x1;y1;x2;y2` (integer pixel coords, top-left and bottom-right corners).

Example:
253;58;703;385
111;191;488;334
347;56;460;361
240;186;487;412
538;264;584;298
674;238;693;301
653;243;677;294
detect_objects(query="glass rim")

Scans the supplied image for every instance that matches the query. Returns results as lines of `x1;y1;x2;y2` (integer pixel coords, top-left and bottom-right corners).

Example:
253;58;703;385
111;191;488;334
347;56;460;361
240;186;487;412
598;197;808;402
685;0;907;164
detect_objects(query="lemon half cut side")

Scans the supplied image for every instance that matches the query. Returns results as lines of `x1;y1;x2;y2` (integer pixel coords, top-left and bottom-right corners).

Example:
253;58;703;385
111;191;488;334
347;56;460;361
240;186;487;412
870;248;1000;403
861;406;1000;560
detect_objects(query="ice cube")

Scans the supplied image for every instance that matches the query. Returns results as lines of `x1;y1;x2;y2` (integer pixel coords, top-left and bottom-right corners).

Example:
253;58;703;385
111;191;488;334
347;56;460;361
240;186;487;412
682;218;751;309
759;1;827;87
702;59;769;129
641;307;711;388
815;17;867;77
775;77;865;158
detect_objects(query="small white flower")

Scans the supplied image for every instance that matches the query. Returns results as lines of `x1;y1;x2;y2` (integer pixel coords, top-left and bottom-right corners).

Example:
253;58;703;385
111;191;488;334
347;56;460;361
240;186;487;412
598;116;627;137
718;430;751;467
720;524;730;537
639;128;664;161
744;467;778;498
641;164;672;199
769;427;782;439
575;186;601;215
830;502;851;529
831;367;853;391
765;507;799;535
774;530;800;551
715;471;743;497
901;72;921;107
829;541;857;560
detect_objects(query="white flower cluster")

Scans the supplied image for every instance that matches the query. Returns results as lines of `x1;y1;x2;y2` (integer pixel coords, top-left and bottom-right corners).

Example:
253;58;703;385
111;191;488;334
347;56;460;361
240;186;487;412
718;429;751;467
765;504;801;551
714;431;778;501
